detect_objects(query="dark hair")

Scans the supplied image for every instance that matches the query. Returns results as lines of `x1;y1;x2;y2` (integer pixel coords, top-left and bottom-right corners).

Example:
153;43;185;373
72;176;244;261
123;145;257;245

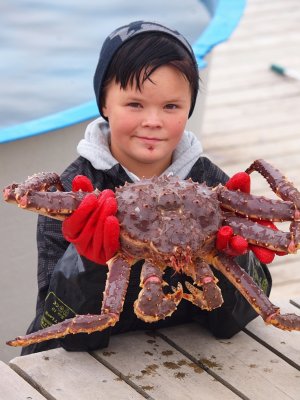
101;32;199;116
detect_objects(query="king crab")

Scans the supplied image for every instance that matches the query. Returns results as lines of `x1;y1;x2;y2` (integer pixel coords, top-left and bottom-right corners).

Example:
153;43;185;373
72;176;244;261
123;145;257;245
3;159;300;347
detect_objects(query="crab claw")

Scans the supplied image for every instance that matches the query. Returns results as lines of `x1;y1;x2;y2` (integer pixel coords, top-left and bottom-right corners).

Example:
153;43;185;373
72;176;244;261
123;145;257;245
134;261;183;322
266;311;300;331
183;279;223;311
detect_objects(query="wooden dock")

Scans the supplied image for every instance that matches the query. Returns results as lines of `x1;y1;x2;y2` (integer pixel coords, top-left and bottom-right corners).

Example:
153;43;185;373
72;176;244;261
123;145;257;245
201;0;300;300
3;298;300;399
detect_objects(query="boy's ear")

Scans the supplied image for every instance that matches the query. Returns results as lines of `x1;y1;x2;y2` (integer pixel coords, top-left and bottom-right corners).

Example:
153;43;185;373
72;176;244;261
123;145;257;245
102;104;108;118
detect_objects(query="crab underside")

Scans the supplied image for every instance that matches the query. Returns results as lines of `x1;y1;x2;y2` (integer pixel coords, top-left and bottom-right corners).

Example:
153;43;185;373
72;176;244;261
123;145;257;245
3;159;300;347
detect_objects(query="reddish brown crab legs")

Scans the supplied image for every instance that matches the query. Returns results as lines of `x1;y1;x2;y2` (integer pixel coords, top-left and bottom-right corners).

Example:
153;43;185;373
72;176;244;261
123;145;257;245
3;159;300;347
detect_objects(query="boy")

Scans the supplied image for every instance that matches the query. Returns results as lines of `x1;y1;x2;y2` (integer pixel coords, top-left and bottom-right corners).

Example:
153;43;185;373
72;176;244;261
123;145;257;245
22;21;271;355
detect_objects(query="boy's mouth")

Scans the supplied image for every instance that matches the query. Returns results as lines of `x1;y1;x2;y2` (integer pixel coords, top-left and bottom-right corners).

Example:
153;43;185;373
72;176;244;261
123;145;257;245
136;136;163;143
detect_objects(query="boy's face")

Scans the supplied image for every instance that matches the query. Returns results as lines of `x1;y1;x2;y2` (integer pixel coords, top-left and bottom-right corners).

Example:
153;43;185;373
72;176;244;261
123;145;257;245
102;65;191;178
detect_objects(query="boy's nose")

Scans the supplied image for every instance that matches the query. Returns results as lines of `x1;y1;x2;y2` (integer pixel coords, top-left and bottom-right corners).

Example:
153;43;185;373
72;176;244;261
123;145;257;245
141;110;163;128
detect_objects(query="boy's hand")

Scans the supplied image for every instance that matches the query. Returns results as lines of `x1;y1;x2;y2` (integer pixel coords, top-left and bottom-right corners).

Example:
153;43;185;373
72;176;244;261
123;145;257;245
217;172;280;264
62;175;120;264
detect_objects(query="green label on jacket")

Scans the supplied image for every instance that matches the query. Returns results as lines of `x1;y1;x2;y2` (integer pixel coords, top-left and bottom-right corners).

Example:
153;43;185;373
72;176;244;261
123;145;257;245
41;291;76;328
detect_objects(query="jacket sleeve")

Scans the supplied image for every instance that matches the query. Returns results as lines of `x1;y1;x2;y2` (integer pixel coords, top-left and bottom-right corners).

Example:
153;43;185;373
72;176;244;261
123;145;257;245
35;215;69;314
20;215;69;355
34;155;92;314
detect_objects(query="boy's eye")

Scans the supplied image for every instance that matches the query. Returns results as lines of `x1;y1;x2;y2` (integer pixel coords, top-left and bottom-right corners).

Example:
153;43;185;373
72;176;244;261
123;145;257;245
165;104;178;110
128;102;142;108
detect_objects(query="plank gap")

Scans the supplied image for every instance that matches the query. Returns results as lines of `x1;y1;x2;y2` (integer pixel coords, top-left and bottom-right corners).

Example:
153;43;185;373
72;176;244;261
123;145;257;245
242;328;300;371
290;299;300;310
8;362;55;400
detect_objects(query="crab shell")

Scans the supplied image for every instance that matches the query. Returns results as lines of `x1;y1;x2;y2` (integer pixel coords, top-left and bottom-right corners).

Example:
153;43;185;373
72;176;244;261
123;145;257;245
116;176;221;268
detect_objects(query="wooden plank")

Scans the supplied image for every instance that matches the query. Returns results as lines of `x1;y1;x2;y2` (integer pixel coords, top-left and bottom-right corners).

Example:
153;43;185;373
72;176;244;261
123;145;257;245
223;24;300;44
290;297;300;309
206;60;299;83
208;73;297;93
93;330;240;400
206;83;300;108
270;258;300;297
272;252;300;267
205;152;300;174
208;66;300;91
269;258;300;287
203;98;300;127
207;54;300;80
244;0;300;16
211;33;300;56
205;136;300;162
201;122;299;150
209;44;300;73
271;281;300;299
9;348;144;400
244;300;300;368
214;32;300;54
0;360;46;400
207;151;300;175
158;323;300;400
204;135;300;161
202;128;300;156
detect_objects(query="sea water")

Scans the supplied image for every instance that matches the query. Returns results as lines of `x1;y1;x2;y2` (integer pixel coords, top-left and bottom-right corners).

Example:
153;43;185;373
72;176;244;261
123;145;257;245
0;0;211;128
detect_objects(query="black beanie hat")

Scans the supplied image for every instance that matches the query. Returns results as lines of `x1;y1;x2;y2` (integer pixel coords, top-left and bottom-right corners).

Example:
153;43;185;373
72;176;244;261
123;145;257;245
93;20;199;119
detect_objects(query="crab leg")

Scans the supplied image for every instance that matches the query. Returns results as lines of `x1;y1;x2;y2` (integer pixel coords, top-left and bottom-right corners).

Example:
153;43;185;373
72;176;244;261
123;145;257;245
3;183;19;203
7;256;131;347
224;215;298;253
218;187;299;222
134;261;183;322
19;190;93;219
182;259;223;310
3;172;64;203
4;189;101;221
245;159;300;209
211;253;300;331
291;221;300;248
